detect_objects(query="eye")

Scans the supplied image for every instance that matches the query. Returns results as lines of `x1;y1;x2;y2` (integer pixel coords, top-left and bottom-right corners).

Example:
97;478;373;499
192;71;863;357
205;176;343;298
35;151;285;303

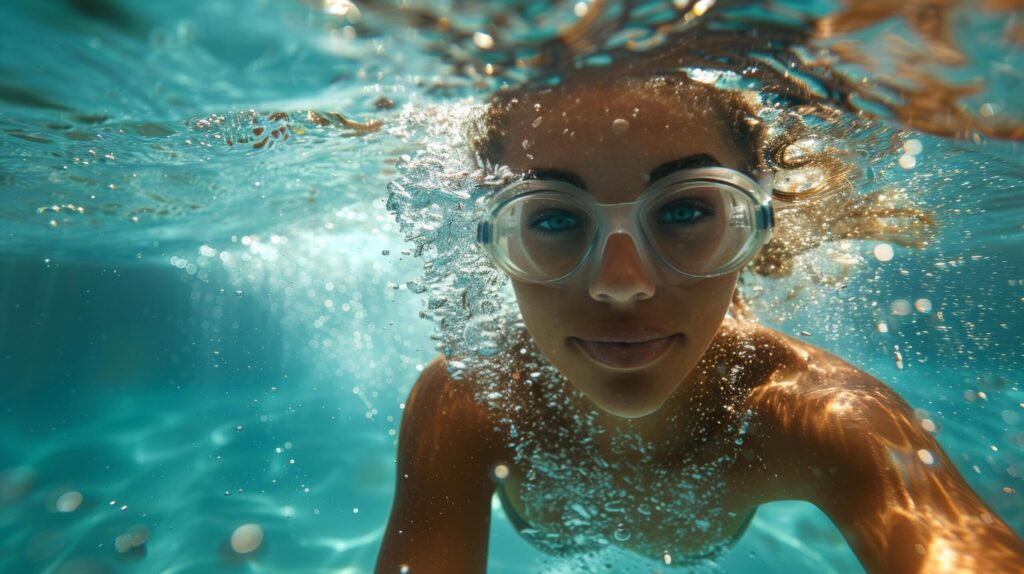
529;209;581;233
656;199;712;225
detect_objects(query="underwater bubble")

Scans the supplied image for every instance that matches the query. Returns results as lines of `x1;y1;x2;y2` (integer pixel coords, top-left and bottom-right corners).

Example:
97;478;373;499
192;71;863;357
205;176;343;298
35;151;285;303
126;525;149;546
917;449;935;465
114;535;133;554
613;525;630;541
493;464;510;481
114;525;147;554
473;32;495;50
873;244;894;262
611;119;630;135
463;315;506;357
903;139;923;155
890;300;911;316
898;154;917;169
914;298;933;313
55;491;83;513
230;524;263;554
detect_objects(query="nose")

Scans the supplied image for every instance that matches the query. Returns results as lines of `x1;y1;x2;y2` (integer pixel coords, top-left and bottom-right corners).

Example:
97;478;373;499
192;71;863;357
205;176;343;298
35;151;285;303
588;233;656;303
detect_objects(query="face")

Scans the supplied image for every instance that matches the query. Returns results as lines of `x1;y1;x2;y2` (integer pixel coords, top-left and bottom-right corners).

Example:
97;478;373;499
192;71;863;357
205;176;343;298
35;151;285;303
498;81;751;419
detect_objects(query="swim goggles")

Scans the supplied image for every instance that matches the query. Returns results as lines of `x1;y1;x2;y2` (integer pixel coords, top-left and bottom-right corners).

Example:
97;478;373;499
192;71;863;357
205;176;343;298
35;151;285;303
476;167;774;285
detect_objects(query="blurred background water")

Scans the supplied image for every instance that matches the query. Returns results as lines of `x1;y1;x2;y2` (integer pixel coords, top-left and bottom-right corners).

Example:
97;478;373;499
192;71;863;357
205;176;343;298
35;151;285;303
0;0;1022;573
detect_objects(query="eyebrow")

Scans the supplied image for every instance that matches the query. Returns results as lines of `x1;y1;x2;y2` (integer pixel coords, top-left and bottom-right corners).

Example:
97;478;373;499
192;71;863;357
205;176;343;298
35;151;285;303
647;154;720;185
524;154;720;190
523;169;587;189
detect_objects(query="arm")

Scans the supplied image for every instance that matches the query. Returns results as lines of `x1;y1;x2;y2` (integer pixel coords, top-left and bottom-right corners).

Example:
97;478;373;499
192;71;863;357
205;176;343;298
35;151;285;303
762;365;1024;573
375;356;502;574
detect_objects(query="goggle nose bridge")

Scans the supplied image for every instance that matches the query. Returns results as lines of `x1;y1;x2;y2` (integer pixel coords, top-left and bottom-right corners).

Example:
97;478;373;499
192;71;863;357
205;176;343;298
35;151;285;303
585;199;660;280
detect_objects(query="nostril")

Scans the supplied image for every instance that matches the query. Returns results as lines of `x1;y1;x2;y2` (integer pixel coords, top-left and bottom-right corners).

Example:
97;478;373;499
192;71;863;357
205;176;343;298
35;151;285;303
588;235;656;303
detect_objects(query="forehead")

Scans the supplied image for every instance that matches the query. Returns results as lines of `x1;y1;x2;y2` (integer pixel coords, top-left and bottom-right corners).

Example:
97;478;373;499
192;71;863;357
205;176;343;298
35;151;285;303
498;82;747;202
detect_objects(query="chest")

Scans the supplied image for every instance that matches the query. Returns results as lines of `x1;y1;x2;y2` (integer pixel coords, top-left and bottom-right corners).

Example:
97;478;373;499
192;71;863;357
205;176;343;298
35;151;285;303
499;440;758;561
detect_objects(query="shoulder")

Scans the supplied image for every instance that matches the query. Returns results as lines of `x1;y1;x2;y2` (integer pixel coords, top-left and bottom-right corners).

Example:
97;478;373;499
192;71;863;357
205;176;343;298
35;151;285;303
739;323;913;439
728;323;918;499
401;355;505;455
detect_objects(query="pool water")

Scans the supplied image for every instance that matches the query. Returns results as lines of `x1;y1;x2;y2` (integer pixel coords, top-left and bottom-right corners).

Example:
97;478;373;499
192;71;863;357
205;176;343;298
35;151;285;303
1;1;1021;573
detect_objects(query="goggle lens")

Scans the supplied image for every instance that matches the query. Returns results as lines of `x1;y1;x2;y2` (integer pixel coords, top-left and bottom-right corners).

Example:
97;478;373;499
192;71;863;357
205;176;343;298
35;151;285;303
492;194;597;279
641;182;760;276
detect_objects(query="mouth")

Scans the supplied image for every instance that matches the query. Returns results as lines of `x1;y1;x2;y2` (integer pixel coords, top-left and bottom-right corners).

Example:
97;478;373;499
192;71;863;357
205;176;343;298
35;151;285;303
571;333;682;370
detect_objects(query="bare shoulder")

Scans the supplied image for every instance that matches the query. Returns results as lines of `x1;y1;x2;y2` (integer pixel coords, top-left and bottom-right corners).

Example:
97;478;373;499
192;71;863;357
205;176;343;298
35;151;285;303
403;355;504;453
376;356;506;573
732;323;1024;573
722;321;915;500
736;322;914;438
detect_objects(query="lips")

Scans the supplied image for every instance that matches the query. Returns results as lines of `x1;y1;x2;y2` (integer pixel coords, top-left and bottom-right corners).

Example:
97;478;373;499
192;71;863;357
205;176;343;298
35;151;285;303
572;333;681;370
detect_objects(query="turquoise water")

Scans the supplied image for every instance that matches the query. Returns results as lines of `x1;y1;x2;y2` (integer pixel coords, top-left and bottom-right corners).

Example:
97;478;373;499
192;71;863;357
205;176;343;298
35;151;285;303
1;1;1022;573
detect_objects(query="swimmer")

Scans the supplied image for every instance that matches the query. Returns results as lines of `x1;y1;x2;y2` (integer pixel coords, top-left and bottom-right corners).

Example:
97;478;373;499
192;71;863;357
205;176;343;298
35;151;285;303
376;73;1024;573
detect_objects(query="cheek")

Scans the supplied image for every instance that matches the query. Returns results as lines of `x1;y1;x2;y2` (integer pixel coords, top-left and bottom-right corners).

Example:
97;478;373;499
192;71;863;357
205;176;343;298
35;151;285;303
511;281;559;339
510;282;584;370
673;273;738;337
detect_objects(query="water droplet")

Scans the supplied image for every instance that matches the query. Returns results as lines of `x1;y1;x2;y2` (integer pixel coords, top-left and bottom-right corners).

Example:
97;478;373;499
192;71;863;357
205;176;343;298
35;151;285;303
230;524;263;554
473;32;494;50
898;154;917;169
917;449;935;465
903;139;923;155
55;491;82;513
493;464;510;480
873;243;894;262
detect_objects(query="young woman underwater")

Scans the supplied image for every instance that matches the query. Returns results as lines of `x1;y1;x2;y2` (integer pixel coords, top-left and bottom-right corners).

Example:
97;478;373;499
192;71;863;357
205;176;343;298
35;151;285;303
375;71;1024;573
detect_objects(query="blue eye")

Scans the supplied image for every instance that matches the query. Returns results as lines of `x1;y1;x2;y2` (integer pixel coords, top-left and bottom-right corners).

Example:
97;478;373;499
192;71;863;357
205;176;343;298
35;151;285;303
530;210;580;233
656;200;711;225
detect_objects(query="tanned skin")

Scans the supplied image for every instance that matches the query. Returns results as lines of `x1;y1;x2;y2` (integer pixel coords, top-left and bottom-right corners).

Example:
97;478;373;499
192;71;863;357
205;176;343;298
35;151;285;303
376;81;1024;573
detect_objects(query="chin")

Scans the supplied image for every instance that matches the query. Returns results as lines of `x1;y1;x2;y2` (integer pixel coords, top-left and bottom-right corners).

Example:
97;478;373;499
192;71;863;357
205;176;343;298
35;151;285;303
588;392;667;419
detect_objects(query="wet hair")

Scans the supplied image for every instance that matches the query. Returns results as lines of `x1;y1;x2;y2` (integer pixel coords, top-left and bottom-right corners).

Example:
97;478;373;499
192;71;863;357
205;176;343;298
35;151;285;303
470;74;766;174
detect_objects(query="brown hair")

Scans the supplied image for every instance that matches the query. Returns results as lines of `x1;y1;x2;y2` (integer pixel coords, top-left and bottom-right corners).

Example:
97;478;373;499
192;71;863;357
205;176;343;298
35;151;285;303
469;73;766;174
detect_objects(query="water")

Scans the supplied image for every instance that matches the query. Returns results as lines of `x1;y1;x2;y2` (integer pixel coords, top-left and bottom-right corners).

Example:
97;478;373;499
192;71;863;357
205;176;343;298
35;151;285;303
1;1;1022;573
